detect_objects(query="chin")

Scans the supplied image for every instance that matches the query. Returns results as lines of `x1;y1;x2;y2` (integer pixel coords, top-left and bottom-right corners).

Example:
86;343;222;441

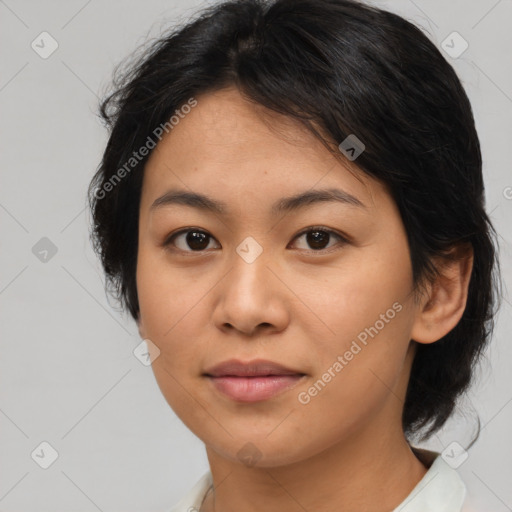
205;432;325;469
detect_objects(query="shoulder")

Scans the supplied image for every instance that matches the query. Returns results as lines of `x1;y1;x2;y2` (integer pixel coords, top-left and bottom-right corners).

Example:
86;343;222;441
393;448;468;512
169;471;213;512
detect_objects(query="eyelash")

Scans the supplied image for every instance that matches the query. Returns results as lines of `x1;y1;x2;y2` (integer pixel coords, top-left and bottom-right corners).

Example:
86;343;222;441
162;226;349;256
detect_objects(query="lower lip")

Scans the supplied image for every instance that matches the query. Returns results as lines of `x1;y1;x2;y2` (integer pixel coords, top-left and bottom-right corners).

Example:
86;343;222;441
206;375;305;402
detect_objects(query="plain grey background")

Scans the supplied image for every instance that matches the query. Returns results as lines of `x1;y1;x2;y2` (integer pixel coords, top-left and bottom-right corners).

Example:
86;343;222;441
1;0;511;510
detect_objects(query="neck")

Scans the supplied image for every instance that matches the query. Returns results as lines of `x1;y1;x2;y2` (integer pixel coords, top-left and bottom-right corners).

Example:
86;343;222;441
200;419;428;512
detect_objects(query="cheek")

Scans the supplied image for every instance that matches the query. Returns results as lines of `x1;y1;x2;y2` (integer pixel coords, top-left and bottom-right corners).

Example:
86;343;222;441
290;305;412;454
136;245;201;334
293;243;414;402
136;251;207;422
298;246;413;345
136;251;192;378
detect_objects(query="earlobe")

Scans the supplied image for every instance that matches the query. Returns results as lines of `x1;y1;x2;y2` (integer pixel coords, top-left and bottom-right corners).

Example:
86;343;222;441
411;245;474;344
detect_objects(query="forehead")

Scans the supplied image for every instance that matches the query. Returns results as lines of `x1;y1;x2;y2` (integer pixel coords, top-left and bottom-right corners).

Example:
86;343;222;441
140;87;383;214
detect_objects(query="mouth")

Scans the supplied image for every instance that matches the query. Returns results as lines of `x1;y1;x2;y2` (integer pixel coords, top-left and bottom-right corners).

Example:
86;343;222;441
203;359;306;402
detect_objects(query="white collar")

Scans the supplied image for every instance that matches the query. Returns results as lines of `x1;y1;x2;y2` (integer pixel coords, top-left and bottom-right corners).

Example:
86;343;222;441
170;449;467;512
392;448;467;511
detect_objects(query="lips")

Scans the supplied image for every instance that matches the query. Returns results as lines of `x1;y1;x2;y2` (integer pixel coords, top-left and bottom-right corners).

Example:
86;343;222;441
203;359;306;402
203;358;305;377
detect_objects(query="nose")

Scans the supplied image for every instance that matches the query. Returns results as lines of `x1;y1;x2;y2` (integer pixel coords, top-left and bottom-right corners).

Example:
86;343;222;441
211;248;290;337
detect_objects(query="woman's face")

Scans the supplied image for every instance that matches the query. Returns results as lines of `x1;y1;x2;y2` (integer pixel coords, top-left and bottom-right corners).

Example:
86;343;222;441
136;87;422;467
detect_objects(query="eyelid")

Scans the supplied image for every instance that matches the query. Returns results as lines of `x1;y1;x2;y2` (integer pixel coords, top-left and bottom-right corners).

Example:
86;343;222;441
163;226;349;254
162;228;213;252
292;226;349;243
289;226;349;254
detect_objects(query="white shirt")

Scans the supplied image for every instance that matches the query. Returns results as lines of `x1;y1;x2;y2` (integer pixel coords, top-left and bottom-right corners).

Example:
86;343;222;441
169;449;476;512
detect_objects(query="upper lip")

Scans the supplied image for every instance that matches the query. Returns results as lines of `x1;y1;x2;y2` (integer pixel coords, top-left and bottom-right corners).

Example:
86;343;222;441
203;359;305;377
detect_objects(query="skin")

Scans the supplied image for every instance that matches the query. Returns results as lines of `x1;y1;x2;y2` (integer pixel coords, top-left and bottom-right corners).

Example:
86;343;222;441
136;86;473;512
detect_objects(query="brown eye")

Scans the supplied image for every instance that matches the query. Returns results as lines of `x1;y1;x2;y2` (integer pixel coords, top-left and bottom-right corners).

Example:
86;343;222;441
163;226;348;255
165;229;219;252
291;227;347;252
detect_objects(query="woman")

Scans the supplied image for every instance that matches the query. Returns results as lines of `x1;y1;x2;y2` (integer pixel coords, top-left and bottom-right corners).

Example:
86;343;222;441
88;0;500;510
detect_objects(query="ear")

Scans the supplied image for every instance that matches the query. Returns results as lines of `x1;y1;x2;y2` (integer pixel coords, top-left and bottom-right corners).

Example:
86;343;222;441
410;244;474;344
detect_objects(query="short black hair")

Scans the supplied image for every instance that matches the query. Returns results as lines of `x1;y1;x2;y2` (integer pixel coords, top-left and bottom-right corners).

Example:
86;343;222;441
87;0;501;442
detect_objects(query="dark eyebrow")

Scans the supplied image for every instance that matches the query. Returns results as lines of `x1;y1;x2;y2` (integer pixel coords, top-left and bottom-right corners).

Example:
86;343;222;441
150;187;366;216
